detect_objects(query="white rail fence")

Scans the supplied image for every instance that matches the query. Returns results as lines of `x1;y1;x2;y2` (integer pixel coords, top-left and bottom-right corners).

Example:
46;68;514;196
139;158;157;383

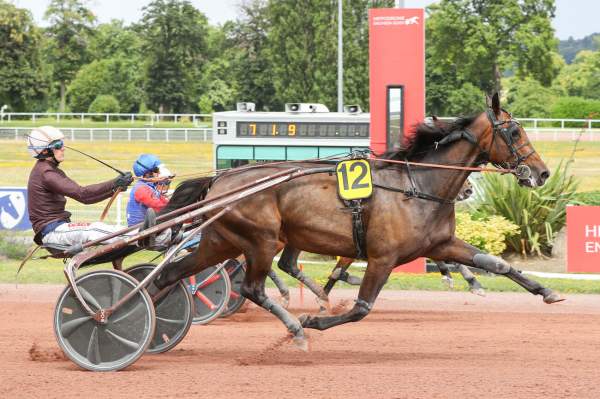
0;112;211;125
1;127;213;142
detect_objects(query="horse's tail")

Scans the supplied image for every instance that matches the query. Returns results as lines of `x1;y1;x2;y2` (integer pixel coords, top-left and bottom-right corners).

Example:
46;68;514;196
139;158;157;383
160;176;214;215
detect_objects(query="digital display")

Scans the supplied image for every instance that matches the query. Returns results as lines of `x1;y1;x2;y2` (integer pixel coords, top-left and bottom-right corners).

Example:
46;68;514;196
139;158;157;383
236;122;369;138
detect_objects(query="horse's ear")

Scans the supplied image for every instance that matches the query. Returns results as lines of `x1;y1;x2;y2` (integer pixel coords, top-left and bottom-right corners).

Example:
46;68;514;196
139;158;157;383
431;115;438;121
491;92;500;116
485;94;492;108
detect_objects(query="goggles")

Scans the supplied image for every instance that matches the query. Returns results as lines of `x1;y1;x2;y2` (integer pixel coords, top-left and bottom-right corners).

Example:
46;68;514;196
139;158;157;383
48;139;64;150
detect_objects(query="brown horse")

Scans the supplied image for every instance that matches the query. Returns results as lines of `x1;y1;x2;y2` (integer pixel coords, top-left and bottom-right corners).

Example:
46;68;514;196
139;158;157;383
157;94;560;349
272;178;483;313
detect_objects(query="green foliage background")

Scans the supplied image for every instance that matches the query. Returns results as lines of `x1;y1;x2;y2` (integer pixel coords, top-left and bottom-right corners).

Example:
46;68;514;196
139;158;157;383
2;0;599;117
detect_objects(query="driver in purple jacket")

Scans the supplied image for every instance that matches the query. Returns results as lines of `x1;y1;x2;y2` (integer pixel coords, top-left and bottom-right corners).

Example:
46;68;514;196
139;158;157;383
26;126;166;251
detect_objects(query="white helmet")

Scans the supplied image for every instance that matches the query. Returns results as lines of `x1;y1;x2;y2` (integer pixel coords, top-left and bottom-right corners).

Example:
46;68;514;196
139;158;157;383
27;126;65;159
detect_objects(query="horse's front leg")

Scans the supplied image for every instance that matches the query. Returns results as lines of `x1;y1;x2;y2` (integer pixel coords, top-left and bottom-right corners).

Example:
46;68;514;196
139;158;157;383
429;238;563;304
278;245;329;311
300;257;394;331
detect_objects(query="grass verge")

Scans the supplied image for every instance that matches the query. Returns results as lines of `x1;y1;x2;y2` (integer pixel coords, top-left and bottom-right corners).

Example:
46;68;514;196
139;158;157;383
1;255;598;294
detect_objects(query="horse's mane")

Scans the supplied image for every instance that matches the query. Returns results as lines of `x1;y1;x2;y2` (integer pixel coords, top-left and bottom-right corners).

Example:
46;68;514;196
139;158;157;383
378;115;478;162
159;176;214;215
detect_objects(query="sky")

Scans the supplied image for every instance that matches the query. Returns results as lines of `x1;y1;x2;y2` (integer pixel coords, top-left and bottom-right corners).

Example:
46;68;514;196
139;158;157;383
11;0;600;40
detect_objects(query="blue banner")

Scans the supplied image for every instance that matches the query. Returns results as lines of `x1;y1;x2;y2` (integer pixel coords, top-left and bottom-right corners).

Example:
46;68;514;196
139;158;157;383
0;187;31;231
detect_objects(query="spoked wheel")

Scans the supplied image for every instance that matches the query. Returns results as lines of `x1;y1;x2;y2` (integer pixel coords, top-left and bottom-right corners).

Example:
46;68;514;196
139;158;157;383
126;264;194;354
184;263;231;325
220;260;247;318
54;270;155;372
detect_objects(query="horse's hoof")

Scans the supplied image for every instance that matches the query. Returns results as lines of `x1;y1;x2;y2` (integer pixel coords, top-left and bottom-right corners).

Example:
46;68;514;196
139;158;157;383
543;292;566;304
316;297;330;312
471;288;486;297
441;276;454;289
298;313;310;327
292;336;309;352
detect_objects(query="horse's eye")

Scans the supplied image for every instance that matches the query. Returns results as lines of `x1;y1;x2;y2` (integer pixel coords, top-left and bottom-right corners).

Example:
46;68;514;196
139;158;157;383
510;128;520;140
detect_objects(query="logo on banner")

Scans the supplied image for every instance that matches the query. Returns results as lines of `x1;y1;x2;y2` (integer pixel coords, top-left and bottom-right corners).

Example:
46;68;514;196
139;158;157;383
0;188;30;230
372;15;420;26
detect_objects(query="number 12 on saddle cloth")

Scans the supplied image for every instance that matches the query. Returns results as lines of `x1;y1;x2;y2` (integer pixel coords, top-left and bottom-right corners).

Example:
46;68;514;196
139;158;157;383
336;159;373;200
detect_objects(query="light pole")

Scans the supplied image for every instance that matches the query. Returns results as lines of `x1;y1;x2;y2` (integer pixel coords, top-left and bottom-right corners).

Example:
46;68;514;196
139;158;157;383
337;0;343;112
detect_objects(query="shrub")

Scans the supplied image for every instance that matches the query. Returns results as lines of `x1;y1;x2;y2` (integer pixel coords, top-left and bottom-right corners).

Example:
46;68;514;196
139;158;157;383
470;160;580;256
455;212;520;256
88;95;120;121
0;233;28;260
550;96;600;120
504;77;558;118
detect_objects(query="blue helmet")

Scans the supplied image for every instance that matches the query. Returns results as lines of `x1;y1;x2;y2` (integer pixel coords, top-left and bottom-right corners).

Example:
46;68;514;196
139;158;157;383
133;154;161;177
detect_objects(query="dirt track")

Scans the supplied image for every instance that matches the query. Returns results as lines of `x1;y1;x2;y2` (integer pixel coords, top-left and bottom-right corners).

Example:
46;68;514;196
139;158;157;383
1;284;599;399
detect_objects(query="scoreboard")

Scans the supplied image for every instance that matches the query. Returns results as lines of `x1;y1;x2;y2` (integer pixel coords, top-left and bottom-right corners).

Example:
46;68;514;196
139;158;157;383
212;103;371;170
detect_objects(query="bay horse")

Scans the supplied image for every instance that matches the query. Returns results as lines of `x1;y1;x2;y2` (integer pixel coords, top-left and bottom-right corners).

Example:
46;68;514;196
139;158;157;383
157;94;560;349
272;179;483;312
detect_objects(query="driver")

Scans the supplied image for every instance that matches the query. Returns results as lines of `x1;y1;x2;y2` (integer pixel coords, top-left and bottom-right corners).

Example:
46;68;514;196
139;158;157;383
126;154;173;226
26;126;135;249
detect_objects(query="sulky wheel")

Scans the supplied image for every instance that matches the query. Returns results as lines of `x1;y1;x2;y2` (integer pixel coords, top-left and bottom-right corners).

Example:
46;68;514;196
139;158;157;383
184;263;231;325
53;270;155;372
220;260;247;318
126;263;194;354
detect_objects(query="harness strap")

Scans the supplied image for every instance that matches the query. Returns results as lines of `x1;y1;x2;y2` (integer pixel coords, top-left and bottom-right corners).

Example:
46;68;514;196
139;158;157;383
373;182;455;204
343;199;368;260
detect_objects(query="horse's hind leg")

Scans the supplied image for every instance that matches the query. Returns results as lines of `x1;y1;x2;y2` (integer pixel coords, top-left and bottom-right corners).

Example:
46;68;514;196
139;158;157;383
243;243;307;350
429;238;563;304
278;246;330;312
300;257;394;331
436;260;454;289
267;269;290;308
323;257;362;295
457;264;485;296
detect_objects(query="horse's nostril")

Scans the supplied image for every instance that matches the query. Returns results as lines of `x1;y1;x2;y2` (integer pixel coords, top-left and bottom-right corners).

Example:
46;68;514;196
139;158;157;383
465;189;473;196
540;170;550;182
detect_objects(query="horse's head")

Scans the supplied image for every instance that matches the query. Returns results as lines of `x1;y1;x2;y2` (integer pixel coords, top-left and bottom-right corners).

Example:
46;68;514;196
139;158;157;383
477;93;549;187
0;195;19;219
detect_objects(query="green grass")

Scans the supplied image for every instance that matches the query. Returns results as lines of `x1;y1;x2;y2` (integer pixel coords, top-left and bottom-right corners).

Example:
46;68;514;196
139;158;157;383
534;141;600;191
1;255;598;294
0;117;210;128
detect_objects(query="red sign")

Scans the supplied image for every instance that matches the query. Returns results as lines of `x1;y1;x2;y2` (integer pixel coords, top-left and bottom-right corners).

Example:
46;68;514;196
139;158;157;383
369;8;425;154
369;8;425;273
567;206;600;272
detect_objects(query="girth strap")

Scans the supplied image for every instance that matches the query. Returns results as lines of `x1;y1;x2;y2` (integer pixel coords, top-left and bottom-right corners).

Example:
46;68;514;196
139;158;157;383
343;199;368;260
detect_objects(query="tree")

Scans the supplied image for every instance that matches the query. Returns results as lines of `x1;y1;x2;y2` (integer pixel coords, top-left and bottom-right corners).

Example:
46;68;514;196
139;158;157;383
44;0;96;112
263;0;393;111
504;76;559;118
426;0;558;98
226;1;276;110
0;1;48;111
67;58;144;112
140;0;208;113
88;20;143;62
553;50;600;100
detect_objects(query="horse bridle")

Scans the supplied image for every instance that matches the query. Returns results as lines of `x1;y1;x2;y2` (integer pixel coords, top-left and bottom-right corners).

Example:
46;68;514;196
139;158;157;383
484;108;536;178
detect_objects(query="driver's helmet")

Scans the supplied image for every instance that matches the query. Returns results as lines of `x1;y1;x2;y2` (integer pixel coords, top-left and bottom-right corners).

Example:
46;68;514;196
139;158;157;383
27;126;65;159
133;154;162;177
